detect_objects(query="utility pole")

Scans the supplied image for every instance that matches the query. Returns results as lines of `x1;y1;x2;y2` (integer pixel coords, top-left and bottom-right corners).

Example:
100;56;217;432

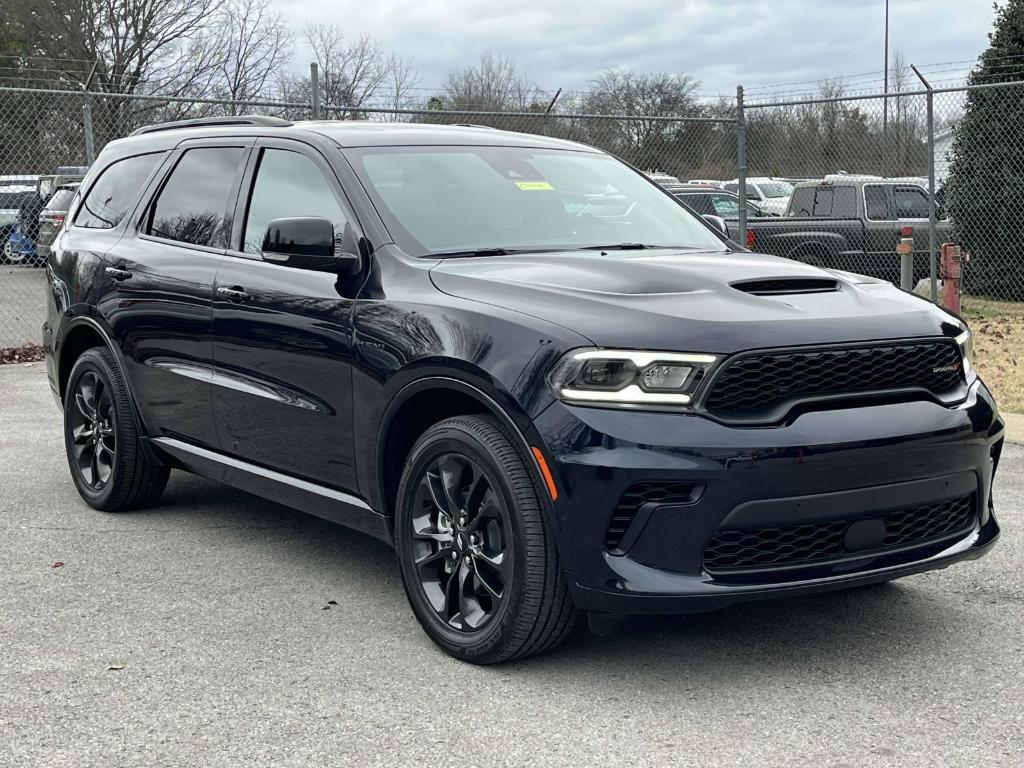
882;0;890;175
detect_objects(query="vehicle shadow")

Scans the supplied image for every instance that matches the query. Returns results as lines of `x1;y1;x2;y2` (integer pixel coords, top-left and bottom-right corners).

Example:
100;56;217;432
146;473;967;684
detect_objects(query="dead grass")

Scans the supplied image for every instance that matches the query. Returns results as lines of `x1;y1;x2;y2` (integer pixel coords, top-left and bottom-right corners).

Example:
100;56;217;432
962;297;1024;414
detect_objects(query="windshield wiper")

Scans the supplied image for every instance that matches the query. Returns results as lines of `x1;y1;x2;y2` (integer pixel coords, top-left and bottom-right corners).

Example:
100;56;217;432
579;243;700;251
431;247;522;258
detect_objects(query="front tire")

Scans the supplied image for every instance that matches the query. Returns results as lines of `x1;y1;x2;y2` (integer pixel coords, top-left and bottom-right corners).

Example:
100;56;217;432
395;415;577;664
63;347;170;511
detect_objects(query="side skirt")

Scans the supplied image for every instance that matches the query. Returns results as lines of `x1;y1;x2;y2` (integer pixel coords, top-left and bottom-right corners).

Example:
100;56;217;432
150;437;393;545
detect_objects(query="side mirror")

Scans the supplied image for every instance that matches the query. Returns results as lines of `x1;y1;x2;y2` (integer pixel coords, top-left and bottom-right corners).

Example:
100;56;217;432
261;217;360;275
702;214;728;235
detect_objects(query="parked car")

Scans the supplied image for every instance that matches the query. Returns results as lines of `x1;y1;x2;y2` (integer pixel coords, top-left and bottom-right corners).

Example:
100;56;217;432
0;184;44;265
36;183;79;260
644;171;688;194
722;177;794;216
686;179;724;188
745;177;953;286
672;187;763;238
44;116;1001;664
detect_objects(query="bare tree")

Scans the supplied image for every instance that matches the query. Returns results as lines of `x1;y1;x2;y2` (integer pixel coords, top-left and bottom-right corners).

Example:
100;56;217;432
383;54;421;115
580;70;701;166
23;0;226;94
215;0;294;106
305;24;393;110
441;54;541;111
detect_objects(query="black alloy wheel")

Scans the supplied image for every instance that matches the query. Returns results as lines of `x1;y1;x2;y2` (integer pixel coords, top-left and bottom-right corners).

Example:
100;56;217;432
63;347;169;511
68;370;117;491
411;452;513;631
396;415;577;664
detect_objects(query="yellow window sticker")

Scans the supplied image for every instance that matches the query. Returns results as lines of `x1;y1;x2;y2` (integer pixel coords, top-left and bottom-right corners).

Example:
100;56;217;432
515;180;554;191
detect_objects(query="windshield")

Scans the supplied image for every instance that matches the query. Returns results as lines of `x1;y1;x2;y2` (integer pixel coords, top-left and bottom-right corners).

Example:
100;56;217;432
347;145;727;257
44;188;77;213
758;181;794;198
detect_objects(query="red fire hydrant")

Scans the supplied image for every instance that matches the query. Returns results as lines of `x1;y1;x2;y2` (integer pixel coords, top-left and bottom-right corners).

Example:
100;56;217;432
940;243;968;314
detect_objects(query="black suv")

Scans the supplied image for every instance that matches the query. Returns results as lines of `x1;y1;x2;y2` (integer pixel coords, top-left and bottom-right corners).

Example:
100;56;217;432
44;116;1002;663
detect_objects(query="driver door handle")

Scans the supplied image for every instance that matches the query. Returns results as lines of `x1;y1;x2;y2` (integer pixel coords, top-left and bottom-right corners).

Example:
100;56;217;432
217;286;252;302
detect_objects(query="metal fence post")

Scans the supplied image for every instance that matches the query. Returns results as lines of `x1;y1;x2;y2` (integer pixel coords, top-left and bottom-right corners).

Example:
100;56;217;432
736;85;748;247
82;94;95;165
911;64;938;302
310;62;321;120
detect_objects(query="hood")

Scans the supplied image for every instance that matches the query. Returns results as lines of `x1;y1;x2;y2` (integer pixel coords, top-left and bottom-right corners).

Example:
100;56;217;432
429;249;962;353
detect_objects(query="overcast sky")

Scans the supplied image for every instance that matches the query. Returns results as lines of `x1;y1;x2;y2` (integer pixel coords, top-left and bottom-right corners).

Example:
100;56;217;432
272;0;996;100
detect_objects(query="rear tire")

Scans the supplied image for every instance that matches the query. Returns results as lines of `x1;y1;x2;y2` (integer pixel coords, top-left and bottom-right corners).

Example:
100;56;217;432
63;347;170;511
395;415;577;664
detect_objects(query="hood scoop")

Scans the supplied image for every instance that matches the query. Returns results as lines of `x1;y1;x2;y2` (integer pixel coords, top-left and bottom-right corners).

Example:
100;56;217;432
731;277;840;296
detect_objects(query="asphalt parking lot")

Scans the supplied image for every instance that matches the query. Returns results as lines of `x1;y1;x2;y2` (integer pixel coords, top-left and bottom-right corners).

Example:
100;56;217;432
1;362;1022;768
0;266;46;347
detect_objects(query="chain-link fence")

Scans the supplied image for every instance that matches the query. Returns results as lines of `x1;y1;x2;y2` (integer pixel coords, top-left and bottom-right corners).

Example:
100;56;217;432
1;80;1021;403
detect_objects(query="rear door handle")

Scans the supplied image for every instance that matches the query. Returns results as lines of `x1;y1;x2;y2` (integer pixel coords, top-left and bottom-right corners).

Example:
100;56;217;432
217;286;252;302
104;266;132;281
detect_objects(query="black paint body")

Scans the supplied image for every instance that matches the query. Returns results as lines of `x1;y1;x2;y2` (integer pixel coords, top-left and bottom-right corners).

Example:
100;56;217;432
42;122;1003;616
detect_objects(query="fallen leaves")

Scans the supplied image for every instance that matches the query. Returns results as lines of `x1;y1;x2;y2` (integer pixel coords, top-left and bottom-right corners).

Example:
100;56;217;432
0;343;45;365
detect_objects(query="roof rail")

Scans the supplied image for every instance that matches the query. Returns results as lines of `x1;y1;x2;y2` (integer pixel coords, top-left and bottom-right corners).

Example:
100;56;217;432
129;115;293;137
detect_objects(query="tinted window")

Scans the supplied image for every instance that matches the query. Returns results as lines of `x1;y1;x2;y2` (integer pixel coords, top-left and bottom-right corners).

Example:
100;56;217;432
812;188;834;217
723;182;738;194
74;153;160;229
893;186;929;218
833;187;857;217
676;194;712;215
242;149;348;255
707;194;742;217
864;185;890;219
148;147;244;248
44;188;77;213
789;188;814;216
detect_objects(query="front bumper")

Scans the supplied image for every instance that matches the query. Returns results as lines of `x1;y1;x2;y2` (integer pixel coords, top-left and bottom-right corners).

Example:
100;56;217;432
534;380;1003;614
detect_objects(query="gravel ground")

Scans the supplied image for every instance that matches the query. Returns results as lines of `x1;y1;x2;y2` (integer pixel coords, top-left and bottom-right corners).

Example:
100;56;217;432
1;362;1021;768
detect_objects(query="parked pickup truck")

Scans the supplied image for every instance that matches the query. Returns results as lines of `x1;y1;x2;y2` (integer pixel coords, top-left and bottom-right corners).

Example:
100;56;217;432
744;177;953;287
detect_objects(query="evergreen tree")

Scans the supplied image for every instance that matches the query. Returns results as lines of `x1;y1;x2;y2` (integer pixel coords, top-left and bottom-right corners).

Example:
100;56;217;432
946;0;1024;299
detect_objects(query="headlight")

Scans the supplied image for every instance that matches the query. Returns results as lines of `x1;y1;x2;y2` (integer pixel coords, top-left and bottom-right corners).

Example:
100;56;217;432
547;348;718;407
956;329;974;376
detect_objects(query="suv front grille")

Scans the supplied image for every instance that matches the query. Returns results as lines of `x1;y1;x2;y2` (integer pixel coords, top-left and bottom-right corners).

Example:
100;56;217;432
703;340;964;420
606;481;700;551
703;494;975;572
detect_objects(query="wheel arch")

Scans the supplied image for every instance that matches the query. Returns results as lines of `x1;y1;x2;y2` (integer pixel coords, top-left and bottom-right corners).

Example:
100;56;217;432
56;316;161;464
375;377;557;528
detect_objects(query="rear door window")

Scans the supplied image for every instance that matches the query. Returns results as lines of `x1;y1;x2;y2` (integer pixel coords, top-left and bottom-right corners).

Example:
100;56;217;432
74;153;161;229
812;188;834;217
864;184;891;220
147;147;245;248
832;187;857;218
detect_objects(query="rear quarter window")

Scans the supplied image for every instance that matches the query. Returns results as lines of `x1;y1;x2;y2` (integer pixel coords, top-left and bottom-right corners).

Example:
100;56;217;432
74;153;162;229
864;185;890;220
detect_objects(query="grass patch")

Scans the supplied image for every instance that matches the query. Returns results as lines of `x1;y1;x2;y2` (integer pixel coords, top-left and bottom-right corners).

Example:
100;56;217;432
962;296;1024;414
